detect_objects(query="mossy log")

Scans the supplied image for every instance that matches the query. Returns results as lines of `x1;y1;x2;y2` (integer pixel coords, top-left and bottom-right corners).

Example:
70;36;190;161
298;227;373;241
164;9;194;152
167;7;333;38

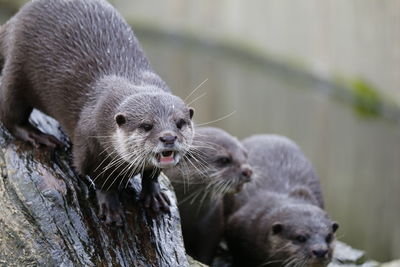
0;110;188;266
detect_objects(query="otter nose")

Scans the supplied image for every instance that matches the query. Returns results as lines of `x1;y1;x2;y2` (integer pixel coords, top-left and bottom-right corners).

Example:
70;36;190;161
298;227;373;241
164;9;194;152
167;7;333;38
241;166;253;181
159;135;177;145
312;249;328;258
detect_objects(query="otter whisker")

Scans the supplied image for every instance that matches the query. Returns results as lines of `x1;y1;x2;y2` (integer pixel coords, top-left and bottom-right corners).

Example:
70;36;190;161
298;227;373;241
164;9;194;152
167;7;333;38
118;151;146;190
124;151;147;178
92;153;124;185
190;139;224;151
102;158;132;191
181;154;210;181
100;146;148;190
184;155;210;174
262;242;293;265
195;110;236;127
93;147;119;173
184;78;208;102
282;255;298;267
186;92;207;107
259;259;284;267
179;187;203;205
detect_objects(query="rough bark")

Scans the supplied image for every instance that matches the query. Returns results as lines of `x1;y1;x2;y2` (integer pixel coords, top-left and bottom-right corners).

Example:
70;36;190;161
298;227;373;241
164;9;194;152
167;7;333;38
0;110;188;267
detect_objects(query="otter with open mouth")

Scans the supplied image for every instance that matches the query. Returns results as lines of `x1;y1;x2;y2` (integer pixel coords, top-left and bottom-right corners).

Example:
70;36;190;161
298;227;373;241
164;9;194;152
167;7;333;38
164;127;253;264
0;0;194;225
225;135;339;267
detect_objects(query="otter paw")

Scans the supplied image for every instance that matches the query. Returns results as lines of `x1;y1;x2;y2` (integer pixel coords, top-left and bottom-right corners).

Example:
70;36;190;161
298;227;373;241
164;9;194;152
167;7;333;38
96;190;124;227
142;190;171;213
15;124;63;149
141;177;171;213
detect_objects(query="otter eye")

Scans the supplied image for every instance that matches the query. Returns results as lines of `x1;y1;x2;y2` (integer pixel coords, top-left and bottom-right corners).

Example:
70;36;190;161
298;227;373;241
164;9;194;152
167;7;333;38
139;123;153;132
216;156;231;165
176;119;186;130
295;235;307;243
326;233;333;243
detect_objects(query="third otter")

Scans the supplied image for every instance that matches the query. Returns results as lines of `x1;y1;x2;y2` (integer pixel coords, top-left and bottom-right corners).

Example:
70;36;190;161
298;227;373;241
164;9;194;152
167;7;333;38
225;135;339;267
164;127;252;264
0;0;194;225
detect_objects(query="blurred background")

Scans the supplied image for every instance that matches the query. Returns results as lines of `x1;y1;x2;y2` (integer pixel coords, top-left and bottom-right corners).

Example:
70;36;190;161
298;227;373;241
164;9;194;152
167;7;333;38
1;0;399;262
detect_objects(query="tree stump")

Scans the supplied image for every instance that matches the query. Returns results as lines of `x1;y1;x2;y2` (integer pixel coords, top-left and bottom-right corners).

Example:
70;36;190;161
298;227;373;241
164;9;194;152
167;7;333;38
0;110;188;267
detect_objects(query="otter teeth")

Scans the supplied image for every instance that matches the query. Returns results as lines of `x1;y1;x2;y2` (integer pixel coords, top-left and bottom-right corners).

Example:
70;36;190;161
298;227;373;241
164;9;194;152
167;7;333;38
159;151;175;164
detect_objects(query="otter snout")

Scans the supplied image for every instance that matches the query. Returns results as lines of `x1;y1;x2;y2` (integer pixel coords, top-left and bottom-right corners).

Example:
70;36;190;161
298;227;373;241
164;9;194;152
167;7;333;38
240;164;253;182
310;243;331;263
312;249;328;258
159;132;177;147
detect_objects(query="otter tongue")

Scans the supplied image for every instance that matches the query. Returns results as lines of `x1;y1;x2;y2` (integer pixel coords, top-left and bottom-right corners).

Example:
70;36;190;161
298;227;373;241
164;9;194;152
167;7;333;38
160;151;174;164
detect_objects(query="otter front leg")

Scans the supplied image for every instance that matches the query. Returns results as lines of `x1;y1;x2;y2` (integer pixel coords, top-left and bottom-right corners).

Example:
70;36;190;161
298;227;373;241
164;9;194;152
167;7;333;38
96;190;123;226
141;169;171;212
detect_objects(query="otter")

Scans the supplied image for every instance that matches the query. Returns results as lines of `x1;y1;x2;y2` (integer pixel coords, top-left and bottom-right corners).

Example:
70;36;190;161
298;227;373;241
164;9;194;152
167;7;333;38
225;135;339;267
163;127;252;264
0;0;194;225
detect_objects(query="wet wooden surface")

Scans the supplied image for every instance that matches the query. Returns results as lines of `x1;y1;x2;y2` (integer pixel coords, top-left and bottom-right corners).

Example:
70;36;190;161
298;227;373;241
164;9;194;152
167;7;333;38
0;110;188;267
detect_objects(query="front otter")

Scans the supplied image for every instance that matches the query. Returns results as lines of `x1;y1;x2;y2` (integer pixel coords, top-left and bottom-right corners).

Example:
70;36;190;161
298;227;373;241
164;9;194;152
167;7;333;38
0;0;194;225
164;127;252;264
225;135;338;267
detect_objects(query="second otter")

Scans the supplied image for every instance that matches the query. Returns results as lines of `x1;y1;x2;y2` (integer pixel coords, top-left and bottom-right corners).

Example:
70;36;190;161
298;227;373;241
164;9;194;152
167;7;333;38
0;0;194;224
164;127;252;264
225;135;339;267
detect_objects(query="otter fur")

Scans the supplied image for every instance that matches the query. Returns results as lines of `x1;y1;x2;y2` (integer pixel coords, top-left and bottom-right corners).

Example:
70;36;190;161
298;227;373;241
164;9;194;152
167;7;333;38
0;0;194;225
225;135;339;267
164;127;252;264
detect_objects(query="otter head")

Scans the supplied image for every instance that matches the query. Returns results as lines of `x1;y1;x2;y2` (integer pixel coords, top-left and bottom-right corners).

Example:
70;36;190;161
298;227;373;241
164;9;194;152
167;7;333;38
112;92;194;169
265;204;339;267
185;127;253;195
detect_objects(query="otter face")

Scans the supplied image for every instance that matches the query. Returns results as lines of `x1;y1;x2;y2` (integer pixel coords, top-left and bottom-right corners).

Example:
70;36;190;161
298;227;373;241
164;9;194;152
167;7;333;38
187;127;253;196
265;206;339;267
112;93;194;170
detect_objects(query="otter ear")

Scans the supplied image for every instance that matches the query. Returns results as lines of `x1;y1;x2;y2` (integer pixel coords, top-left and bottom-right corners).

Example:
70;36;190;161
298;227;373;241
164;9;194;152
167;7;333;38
189;108;194;119
272;223;283;235
115;113;126;126
332;222;339;233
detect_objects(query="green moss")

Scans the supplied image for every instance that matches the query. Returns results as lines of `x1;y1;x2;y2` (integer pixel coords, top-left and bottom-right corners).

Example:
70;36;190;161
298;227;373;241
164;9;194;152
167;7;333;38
350;78;383;117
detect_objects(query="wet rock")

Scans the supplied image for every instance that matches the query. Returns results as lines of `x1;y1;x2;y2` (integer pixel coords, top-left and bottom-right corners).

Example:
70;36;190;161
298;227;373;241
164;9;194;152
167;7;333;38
328;241;379;267
0;110;188;266
188;255;208;267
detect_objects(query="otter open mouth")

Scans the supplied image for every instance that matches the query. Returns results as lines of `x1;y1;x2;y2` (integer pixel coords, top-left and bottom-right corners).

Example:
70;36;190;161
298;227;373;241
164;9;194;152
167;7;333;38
158;151;175;165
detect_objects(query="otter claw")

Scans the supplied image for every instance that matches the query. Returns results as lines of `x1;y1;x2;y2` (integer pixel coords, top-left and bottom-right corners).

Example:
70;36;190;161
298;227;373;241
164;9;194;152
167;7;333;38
15;124;63;149
141;189;171;213
96;190;124;227
99;204;123;226
157;192;171;211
